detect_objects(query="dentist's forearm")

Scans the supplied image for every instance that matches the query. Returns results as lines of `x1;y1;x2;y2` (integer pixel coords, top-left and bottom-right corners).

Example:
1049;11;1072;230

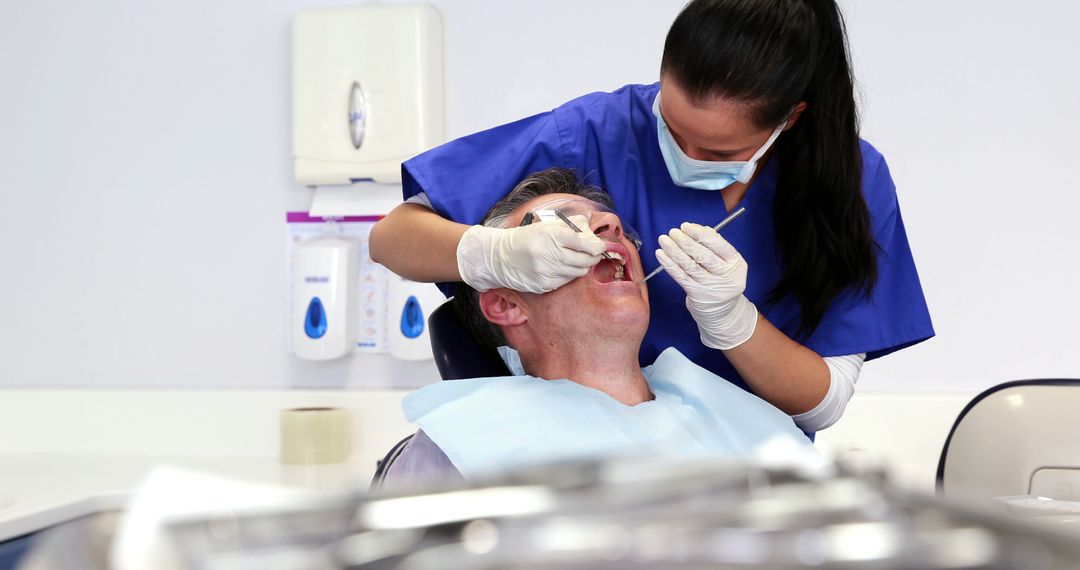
369;203;468;282
722;313;831;415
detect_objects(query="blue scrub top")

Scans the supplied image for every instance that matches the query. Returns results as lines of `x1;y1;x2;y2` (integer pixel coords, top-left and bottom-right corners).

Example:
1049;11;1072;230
402;83;934;393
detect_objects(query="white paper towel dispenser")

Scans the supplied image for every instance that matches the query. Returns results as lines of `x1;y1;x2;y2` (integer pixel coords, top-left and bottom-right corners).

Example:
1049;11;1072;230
292;4;445;185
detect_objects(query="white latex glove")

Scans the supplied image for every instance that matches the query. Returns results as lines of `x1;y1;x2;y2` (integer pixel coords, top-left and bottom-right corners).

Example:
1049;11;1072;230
457;220;606;293
656;222;759;350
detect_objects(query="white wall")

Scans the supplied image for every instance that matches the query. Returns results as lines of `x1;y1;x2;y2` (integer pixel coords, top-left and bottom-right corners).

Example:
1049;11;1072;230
0;0;1077;392
844;1;1080;392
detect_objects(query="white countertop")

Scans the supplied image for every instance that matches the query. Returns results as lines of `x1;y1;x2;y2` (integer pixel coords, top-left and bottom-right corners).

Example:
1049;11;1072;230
0;453;373;542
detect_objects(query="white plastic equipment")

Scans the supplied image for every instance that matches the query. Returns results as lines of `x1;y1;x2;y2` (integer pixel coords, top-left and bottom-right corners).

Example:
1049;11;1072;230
292;4;445;185
387;275;447;361
291;238;358;360
937;380;1080;499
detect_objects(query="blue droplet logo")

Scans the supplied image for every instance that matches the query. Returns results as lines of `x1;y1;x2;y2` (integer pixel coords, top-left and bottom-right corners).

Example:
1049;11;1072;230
304;297;328;339
400;295;424;339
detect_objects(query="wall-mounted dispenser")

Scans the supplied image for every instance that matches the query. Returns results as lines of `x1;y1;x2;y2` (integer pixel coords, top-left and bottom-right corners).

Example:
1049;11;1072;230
387;274;447;361
292;4;445;185
291;237;359;360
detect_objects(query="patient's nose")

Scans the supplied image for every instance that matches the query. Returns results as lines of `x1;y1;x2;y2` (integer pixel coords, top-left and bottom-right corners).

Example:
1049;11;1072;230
590;211;624;241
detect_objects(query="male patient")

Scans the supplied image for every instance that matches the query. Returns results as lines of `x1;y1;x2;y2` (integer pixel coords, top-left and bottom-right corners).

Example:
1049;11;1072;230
383;168;812;487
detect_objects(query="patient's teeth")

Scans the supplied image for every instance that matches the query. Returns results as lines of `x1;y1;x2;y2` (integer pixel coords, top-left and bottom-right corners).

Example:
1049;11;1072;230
614;264;624;280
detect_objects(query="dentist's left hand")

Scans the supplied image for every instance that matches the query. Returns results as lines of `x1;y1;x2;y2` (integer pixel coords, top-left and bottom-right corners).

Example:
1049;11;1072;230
656;222;758;350
457;220;606;293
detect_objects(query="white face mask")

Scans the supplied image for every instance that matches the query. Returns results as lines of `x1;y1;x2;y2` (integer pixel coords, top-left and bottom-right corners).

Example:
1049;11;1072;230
653;92;787;191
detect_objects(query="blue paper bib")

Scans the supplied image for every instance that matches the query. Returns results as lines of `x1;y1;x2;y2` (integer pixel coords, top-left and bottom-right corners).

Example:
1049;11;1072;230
403;348;813;480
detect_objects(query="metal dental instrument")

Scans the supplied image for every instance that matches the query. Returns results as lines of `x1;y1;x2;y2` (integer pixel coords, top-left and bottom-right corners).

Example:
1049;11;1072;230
639;206;747;284
553;210;616;263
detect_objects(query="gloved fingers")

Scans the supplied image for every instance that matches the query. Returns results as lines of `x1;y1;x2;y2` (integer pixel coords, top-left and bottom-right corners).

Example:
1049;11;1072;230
531;221;606;256
668;228;728;274
459;223;604;294
658;234;713;285
655;249;694;288
557;249;604;270
680;222;741;261
528;258;595;292
509;263;587;293
558;264;594;280
559;230;607;256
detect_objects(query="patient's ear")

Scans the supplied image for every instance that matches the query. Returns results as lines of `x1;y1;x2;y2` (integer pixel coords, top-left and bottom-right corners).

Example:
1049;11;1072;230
479;289;527;327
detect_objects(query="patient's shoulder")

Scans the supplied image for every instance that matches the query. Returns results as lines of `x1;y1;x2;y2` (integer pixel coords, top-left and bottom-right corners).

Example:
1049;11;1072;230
382;430;464;490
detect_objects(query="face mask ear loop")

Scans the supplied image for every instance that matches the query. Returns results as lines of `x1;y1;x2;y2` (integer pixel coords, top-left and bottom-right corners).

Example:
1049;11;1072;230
735;120;788;183
735;162;757;184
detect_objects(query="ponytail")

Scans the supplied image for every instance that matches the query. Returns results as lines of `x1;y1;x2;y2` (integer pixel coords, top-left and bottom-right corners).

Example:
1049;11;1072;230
771;0;877;336
662;0;877;337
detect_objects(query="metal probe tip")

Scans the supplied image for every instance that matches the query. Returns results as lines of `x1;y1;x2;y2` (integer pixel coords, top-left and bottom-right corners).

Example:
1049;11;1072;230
553;210;615;262
639;206;747;284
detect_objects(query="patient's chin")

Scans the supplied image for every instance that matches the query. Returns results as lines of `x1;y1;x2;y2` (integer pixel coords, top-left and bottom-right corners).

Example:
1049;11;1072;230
536;274;649;339
604;300;650;335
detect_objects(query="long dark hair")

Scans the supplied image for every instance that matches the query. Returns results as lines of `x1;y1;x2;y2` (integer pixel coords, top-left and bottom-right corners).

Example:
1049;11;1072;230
661;0;877;337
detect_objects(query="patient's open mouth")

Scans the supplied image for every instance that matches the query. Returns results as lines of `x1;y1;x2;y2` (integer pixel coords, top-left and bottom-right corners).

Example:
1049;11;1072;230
592;248;633;284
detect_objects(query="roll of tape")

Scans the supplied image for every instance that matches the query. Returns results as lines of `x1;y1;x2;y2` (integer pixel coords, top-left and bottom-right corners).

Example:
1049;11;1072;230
280;407;351;465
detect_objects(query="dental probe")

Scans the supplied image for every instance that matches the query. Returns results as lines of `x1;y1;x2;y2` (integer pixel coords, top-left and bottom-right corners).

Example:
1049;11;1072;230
639;206;747;284
553;210;616;263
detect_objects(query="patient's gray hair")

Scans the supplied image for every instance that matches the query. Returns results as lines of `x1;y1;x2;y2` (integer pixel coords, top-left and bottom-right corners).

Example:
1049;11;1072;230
454;168;615;356
482;169;614;229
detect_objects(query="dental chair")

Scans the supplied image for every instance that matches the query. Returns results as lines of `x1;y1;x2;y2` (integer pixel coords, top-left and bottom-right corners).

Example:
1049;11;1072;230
371;297;510;489
427;298;512;381
936;379;1080;500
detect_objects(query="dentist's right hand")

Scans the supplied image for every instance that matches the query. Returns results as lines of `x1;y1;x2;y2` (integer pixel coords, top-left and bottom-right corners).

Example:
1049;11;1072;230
456;222;607;293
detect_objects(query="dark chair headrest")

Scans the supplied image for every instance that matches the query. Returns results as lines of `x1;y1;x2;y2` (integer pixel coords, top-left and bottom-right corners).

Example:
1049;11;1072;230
428;299;511;381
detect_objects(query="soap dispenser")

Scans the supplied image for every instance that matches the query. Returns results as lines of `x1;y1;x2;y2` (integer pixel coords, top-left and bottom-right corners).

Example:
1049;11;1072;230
387;274;447;360
291;237;358;360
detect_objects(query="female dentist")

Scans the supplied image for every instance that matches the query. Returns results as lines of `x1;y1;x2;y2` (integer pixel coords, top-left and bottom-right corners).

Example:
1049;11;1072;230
370;0;934;435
